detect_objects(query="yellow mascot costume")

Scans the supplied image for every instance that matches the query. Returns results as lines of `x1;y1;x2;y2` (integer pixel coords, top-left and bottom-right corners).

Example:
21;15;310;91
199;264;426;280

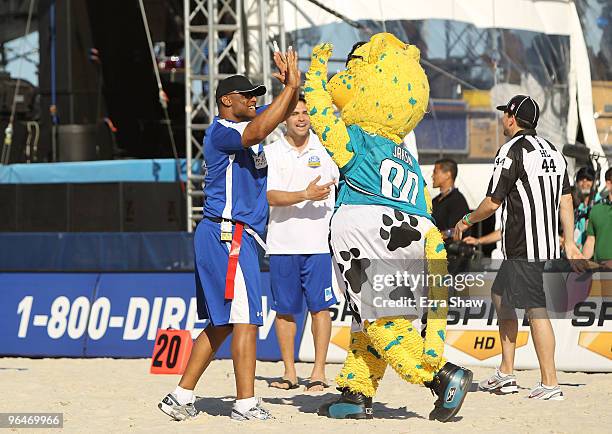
304;33;472;422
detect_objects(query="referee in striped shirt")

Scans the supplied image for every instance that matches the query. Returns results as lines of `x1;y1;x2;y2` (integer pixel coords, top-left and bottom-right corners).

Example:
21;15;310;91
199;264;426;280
454;95;584;401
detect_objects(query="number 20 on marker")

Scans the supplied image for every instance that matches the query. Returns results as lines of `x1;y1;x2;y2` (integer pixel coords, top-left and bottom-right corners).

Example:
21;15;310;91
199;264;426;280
150;328;193;375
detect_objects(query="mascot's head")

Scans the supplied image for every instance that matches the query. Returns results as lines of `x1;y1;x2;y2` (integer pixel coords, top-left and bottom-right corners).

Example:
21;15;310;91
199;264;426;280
327;33;429;143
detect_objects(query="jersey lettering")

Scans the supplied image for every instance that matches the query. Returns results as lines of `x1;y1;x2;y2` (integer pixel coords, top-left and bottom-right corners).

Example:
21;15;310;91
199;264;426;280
379;158;419;205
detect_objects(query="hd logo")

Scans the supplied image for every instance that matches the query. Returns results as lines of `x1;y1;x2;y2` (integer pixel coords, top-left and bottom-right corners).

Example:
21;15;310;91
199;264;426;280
578;331;612;360
445;330;530;361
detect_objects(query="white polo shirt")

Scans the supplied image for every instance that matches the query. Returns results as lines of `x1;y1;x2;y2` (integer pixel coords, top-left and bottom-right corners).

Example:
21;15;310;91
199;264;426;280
265;131;339;254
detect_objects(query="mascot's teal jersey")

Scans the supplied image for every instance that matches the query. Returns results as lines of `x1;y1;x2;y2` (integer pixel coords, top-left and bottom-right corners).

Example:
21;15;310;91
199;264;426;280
336;125;431;220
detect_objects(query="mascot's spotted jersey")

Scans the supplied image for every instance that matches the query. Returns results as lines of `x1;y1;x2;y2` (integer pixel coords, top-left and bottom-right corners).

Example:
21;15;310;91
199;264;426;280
305;33;472;422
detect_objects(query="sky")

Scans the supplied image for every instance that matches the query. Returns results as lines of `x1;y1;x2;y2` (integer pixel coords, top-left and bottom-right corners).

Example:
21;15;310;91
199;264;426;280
4;31;39;86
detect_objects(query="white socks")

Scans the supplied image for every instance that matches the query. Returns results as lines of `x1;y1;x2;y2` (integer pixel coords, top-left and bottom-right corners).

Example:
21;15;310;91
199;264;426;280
233;397;257;413
497;368;513;377
173;385;195;405
173;387;257;412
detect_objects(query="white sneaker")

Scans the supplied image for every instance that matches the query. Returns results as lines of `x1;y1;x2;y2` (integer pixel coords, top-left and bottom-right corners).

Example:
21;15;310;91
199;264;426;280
478;368;519;394
231;398;274;421
528;383;564;401
158;392;198;421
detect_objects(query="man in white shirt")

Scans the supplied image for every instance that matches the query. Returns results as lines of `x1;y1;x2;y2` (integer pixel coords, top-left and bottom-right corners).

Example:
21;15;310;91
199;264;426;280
266;96;339;392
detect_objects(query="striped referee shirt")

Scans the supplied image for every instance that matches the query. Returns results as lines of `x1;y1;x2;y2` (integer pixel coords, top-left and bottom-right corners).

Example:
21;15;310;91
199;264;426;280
487;129;570;260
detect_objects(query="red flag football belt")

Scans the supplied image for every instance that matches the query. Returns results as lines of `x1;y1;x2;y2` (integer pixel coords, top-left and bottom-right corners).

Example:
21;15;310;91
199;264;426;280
224;221;244;300
203;216;268;300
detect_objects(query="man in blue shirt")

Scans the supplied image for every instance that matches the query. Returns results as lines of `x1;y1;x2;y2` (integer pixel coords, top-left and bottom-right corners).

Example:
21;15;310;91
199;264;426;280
159;48;300;422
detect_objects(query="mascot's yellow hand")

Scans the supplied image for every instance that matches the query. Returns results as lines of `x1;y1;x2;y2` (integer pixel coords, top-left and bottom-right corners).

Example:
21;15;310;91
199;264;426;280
309;43;334;71
305;42;353;169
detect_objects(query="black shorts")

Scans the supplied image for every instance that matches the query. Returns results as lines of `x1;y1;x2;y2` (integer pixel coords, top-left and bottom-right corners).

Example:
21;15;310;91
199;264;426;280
491;260;546;309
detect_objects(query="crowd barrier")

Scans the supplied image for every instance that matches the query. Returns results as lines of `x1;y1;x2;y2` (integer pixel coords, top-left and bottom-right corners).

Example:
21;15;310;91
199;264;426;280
0;271;609;371
0;272;304;360
0;273;612;372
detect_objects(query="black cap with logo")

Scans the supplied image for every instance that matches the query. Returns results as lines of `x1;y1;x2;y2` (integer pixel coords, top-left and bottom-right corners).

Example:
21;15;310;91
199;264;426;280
496;94;540;128
215;75;266;100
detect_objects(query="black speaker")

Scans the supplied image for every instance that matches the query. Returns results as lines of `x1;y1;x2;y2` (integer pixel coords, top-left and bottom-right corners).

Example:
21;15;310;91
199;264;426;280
58;124;98;162
85;0;185;158
38;0;100;161
122;182;184;231
2;182;184;232
17;184;69;231
69;183;121;231
0;184;18;231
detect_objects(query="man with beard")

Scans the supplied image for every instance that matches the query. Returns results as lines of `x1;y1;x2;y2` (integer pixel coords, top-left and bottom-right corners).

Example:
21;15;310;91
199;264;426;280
572;166;597;252
158;47;300;422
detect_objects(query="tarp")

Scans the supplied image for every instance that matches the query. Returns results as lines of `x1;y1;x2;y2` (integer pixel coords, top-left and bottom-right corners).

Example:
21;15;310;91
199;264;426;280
0;159;202;184
284;0;573;36
283;0;608;178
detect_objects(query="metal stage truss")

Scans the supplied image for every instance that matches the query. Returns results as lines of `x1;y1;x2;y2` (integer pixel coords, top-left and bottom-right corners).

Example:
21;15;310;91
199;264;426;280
184;0;285;231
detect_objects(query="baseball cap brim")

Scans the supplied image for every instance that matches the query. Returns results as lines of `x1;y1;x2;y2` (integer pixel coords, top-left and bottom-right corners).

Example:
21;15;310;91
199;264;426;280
495;105;507;111
236;84;266;97
215;75;267;100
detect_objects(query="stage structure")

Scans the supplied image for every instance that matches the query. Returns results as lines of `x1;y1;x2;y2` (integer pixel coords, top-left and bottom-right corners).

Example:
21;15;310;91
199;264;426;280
184;0;285;231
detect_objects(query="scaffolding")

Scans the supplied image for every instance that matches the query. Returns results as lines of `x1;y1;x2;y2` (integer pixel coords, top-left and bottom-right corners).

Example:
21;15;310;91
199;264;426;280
184;0;285;231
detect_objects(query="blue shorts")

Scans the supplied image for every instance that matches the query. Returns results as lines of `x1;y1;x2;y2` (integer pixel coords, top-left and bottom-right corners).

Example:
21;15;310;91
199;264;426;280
194;219;263;326
269;253;337;315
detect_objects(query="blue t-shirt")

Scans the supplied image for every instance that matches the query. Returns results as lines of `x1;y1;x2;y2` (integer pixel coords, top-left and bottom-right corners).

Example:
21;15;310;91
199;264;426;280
202;106;269;234
336;124;431;220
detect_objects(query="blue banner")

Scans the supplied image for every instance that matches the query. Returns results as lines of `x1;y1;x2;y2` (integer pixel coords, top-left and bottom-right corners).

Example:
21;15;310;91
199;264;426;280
0;272;306;360
0;273;99;357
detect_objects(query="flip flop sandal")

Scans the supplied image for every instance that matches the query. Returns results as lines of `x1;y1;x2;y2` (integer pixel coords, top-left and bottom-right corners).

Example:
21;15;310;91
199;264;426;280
270;378;299;390
304;380;330;391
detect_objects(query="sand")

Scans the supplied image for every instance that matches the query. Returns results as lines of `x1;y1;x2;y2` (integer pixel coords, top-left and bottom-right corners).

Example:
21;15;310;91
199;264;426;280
0;357;609;433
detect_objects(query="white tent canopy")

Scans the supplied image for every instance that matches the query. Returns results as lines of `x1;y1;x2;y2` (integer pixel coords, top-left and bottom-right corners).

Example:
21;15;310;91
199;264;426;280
283;0;607;171
285;0;573;36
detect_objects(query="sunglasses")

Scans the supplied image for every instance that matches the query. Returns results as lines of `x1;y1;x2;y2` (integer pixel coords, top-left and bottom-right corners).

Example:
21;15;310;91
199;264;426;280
226;91;256;99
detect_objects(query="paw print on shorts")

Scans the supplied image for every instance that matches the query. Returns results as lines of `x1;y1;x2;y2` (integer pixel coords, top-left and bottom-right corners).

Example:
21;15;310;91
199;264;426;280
380;209;421;252
337;248;370;294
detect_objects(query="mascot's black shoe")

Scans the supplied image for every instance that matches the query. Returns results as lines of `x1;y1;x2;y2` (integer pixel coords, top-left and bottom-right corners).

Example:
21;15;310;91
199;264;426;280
318;388;373;419
425;362;473;422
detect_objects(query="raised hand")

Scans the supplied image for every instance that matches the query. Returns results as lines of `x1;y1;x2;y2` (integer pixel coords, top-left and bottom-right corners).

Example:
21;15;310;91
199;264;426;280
284;47;301;89
272;46;300;88
310;43;333;70
303;41;352;169
272;48;287;85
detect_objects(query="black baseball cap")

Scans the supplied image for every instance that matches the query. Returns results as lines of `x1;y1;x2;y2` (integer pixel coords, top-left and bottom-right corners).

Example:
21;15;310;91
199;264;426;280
496;94;540;128
215;75;266;100
576;166;595;181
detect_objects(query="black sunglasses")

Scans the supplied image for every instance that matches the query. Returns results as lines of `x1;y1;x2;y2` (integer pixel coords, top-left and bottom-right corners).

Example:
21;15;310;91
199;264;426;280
226;91;256;99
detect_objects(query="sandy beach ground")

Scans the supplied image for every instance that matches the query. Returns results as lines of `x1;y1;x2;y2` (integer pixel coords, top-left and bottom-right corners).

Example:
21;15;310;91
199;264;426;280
1;357;609;433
